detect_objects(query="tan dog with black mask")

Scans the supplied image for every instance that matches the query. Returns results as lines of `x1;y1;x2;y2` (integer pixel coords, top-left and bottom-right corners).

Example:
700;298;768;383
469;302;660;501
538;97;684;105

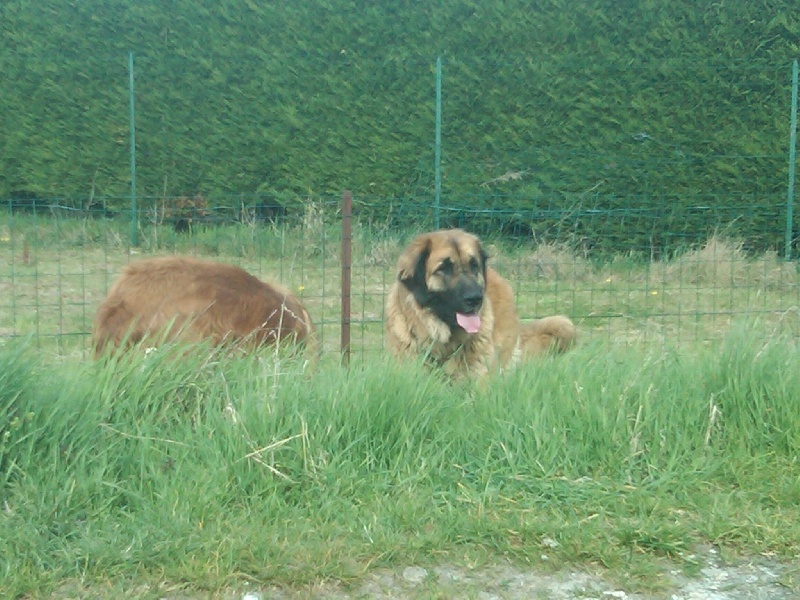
385;229;576;379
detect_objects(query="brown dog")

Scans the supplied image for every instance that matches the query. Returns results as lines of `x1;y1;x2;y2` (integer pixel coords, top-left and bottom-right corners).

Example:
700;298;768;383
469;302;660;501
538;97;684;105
92;256;314;357
385;229;576;378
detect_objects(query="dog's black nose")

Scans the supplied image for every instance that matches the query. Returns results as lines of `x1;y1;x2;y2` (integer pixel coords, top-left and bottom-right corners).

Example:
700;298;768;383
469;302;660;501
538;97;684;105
462;287;483;312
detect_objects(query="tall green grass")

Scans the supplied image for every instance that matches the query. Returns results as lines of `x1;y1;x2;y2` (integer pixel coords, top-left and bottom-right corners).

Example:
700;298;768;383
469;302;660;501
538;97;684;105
1;327;799;596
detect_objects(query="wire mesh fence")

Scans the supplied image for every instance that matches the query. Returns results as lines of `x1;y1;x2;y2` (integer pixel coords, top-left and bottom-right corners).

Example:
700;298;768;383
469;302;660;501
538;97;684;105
2;52;799;356
2;195;799;359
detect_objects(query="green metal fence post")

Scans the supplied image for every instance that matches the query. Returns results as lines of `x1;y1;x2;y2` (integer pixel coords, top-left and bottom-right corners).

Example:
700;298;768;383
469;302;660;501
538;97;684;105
786;59;798;260
129;51;138;247
434;55;442;229
785;60;799;260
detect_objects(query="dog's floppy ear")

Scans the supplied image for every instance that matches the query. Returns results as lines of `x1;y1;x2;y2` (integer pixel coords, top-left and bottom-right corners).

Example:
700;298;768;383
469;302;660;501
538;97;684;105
397;234;431;290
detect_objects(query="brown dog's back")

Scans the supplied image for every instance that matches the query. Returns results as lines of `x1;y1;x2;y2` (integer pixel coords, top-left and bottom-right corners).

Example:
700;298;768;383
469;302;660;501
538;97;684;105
93;256;313;356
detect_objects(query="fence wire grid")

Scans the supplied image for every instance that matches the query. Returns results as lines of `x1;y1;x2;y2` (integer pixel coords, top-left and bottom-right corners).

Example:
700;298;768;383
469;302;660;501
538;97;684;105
2;54;799;356
2;195;800;359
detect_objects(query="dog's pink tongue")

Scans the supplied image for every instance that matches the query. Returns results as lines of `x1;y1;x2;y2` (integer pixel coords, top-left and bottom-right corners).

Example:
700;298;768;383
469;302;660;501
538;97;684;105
456;312;481;334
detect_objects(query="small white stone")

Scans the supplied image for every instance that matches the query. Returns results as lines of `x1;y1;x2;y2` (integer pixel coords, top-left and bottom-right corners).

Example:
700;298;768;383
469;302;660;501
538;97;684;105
402;566;428;584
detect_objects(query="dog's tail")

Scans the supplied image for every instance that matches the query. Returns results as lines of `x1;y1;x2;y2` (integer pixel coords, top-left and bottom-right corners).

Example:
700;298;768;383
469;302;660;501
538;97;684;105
519;315;577;357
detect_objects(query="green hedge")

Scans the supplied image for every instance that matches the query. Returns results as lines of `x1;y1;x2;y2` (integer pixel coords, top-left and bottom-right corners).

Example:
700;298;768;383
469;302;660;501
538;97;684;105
0;1;798;249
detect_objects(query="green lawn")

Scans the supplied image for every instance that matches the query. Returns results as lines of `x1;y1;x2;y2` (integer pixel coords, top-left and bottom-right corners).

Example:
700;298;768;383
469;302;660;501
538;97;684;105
1;214;799;597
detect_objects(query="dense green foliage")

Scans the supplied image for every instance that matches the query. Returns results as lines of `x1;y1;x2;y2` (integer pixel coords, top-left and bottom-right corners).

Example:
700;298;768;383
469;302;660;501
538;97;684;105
1;1;799;249
1;330;799;596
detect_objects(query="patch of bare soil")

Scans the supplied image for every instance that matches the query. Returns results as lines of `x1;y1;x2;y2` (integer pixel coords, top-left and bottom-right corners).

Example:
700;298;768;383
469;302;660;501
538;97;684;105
230;547;795;600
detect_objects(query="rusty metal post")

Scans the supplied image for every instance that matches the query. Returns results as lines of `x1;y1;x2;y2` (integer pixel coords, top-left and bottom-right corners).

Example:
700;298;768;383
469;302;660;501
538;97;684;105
341;190;352;364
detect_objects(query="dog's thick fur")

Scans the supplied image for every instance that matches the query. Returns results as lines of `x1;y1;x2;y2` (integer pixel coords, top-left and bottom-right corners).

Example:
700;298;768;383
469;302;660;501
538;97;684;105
93;256;314;356
385;229;576;378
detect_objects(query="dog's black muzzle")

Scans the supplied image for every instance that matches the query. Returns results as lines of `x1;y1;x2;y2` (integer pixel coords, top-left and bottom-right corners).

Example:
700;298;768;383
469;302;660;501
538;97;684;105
456;278;484;314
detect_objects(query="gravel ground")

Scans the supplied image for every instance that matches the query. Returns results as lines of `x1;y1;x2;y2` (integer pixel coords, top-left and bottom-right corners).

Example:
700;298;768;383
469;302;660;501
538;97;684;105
230;547;795;600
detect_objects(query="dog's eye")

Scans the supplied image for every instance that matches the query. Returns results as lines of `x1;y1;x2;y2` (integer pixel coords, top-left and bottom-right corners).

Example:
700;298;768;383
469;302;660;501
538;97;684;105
469;257;481;273
436;260;454;276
